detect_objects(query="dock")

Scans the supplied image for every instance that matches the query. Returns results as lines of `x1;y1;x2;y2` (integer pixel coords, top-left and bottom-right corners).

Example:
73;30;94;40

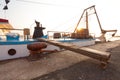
0;40;120;80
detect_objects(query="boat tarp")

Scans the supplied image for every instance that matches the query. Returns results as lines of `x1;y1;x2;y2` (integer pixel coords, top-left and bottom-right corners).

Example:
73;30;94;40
0;18;13;35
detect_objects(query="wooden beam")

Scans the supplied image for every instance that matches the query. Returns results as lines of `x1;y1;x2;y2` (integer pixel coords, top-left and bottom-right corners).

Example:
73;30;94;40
38;38;111;68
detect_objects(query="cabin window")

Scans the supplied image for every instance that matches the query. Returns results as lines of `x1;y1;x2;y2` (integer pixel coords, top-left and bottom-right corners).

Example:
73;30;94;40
8;49;16;56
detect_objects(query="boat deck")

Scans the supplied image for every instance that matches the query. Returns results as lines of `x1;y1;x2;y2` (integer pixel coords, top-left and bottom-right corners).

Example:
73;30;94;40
0;40;120;80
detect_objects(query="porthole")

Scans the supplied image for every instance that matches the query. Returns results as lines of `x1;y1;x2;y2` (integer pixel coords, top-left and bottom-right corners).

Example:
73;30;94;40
8;49;16;56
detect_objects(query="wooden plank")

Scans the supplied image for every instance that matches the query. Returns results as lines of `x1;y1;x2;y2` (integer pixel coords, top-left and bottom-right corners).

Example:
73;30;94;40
38;38;111;68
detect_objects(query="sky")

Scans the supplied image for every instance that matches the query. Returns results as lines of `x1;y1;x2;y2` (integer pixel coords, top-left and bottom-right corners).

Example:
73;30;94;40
0;0;120;36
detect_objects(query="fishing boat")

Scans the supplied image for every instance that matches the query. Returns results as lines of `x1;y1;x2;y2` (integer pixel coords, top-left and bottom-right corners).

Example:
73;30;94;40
0;18;95;61
0;0;119;79
1;5;117;61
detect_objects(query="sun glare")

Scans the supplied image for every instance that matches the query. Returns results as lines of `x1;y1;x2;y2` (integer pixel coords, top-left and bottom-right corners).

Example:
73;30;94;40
77;27;82;31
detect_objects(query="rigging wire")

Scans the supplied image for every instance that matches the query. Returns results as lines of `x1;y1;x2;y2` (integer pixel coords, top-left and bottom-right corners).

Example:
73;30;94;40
50;13;81;32
16;0;59;6
15;0;83;33
16;0;77;8
16;0;69;6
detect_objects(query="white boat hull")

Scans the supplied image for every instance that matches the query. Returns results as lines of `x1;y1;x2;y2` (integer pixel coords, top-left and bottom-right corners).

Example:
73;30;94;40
0;44;29;60
45;39;95;51
0;40;37;61
0;39;95;61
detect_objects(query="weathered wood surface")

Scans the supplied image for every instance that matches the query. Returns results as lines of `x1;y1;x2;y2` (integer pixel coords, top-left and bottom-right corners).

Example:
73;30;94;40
38;38;111;65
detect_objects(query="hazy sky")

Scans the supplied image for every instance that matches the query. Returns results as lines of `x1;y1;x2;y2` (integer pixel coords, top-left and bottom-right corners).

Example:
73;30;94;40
0;0;120;35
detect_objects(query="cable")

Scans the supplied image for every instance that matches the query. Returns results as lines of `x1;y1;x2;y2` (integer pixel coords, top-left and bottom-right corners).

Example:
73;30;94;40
16;0;76;7
50;14;80;32
16;0;59;6
16;0;71;6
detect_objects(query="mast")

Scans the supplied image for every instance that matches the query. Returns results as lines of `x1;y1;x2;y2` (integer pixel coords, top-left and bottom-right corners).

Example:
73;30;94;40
74;5;95;33
86;11;89;34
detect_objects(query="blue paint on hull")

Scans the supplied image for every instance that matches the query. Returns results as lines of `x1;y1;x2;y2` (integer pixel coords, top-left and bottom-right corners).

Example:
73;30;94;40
57;39;94;42
0;39;38;45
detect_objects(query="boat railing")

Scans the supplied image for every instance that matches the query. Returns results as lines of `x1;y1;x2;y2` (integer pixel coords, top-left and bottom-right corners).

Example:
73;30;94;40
47;31;95;40
0;28;31;40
